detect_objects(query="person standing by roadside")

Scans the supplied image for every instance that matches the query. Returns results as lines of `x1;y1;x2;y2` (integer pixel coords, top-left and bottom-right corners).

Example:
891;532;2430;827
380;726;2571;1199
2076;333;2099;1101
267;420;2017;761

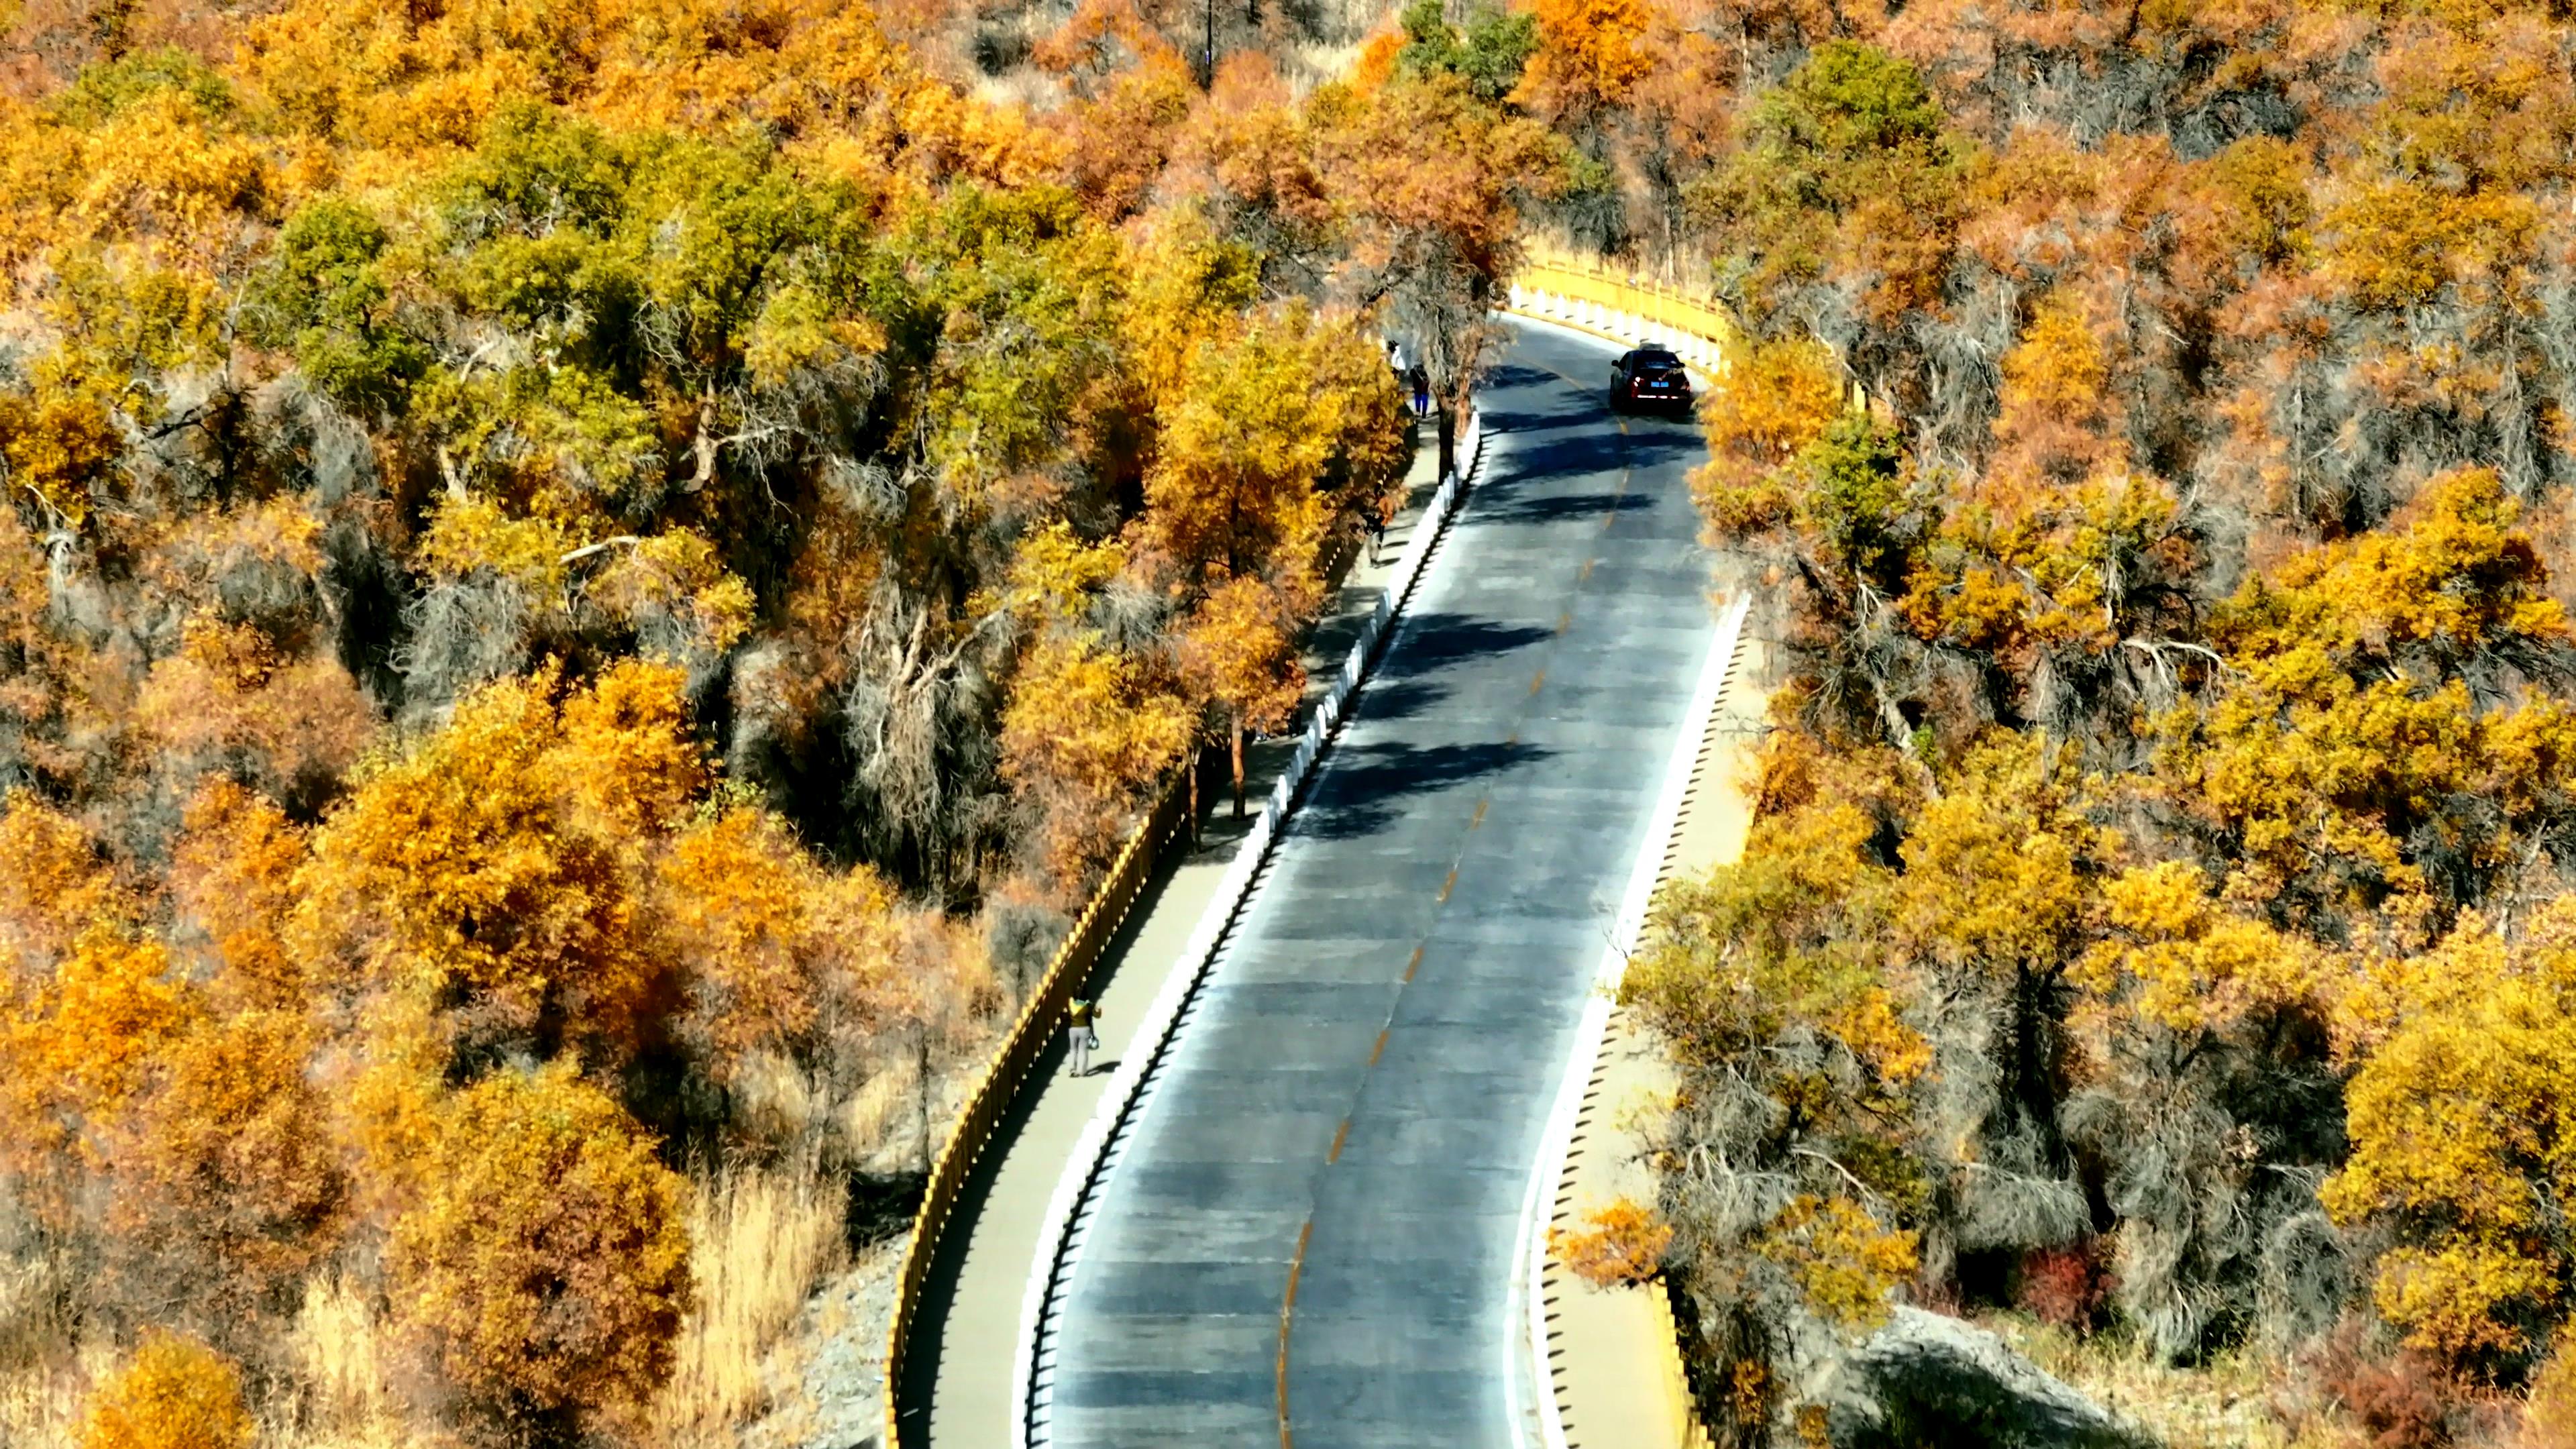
1067;997;1100;1077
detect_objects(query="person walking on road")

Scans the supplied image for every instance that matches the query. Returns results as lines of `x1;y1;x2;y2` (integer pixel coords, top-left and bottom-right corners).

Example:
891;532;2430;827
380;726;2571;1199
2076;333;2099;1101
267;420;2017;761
1367;490;1394;565
1407;362;1430;419
1067;996;1100;1077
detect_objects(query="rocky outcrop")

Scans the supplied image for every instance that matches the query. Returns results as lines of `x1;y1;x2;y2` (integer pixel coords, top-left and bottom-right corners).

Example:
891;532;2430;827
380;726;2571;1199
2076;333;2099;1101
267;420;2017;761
1813;1308;2159;1449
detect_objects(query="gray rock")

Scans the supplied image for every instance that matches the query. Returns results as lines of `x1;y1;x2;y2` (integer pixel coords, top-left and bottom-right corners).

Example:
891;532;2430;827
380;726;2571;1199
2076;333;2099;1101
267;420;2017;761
1815;1308;2159;1449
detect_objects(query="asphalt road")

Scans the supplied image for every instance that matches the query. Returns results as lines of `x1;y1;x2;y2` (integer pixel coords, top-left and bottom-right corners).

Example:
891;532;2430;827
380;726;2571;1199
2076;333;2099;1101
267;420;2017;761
1041;321;1715;1449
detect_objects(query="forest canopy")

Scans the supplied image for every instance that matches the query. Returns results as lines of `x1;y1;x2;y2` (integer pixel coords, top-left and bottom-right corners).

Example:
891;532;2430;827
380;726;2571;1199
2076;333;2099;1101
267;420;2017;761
0;0;1562;1443
1519;0;2576;1442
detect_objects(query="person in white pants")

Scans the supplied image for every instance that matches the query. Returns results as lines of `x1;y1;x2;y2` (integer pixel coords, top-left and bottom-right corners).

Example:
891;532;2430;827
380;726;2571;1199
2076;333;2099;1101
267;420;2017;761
1067;997;1100;1077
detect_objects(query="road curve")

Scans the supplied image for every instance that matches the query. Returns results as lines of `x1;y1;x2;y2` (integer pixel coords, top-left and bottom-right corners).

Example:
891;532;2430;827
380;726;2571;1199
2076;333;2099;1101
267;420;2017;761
1038;322;1714;1449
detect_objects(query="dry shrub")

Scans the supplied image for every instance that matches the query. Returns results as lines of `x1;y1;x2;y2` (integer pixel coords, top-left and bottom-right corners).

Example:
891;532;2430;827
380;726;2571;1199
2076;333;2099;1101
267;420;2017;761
2526;1338;2576;1449
2283;1320;2461;1449
1550;1198;1672;1287
79;1332;250;1449
722;1054;829;1156
649;1167;847;1448
838;1054;922;1172
2018;1242;2110;1334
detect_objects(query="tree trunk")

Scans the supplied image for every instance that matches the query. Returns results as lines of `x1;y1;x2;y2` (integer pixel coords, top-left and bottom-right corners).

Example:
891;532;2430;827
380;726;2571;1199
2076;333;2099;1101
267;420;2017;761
1188;746;1201;845
1436;398;1458;481
1231;710;1247;818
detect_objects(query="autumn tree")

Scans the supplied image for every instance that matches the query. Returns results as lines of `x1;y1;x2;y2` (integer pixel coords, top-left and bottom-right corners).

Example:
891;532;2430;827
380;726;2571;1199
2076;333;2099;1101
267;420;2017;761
1690;40;1976;329
2325;904;2576;1373
78;1332;252;1449
294;672;657;1067
386;1063;690;1441
1179;574;1304;816
1001;634;1193;871
1395;0;1536;107
100;1008;347;1314
1309;68;1562;478
1620;736;1929;1437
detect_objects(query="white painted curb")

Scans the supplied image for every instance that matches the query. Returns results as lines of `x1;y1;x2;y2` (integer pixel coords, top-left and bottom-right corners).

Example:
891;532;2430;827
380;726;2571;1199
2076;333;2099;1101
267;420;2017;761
1517;592;1749;1449
1013;411;1493;1449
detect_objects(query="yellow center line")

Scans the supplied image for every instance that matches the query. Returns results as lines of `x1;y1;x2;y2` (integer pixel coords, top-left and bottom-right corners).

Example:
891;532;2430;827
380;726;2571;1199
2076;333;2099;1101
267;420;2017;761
1278;1216;1313;1449
1282;344;1640;1449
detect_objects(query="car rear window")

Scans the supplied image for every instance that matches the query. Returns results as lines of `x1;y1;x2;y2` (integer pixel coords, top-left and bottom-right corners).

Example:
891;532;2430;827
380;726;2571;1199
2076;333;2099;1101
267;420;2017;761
1635;352;1682;371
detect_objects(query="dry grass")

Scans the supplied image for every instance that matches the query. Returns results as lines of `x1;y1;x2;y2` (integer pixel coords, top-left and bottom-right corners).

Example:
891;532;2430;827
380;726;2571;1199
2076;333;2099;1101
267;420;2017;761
0;1217;99;1449
285;1275;402;1444
840;1055;922;1173
650;1167;848;1449
0;1166;849;1449
1981;1312;2310;1449
0;1352;97;1449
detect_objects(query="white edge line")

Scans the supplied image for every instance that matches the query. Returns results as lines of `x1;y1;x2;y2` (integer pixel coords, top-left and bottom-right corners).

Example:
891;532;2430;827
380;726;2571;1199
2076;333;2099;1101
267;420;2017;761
1012;410;1491;1449
1515;590;1748;1449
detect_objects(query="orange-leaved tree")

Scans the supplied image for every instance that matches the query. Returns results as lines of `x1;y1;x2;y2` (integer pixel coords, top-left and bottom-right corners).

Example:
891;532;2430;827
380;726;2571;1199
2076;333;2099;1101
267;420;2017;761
1179;574;1304;818
78;1331;252;1449
293;668;657;1067
386;1063;690;1438
1311;68;1563;480
99;1008;347;1309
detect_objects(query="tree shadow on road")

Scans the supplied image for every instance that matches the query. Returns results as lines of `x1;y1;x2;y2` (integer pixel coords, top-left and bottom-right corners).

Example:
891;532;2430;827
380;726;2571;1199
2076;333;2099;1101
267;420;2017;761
1344;676;1451;724
1293;737;1556;841
1472;490;1656;527
1493;428;1703;482
1375;612;1554;680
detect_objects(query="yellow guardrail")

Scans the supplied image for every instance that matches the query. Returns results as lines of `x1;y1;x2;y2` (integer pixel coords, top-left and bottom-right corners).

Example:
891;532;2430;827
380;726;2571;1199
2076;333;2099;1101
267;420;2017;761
883;760;1197;1449
1509;246;1741;367
1510;247;1879;419
1651;1278;1715;1449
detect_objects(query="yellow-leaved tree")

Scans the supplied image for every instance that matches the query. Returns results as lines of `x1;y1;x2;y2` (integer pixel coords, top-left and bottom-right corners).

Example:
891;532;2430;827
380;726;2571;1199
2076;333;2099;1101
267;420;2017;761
78;1332;252;1449
1179;574;1305;818
2325;903;2576;1369
293;667;664;1065
386;1063;690;1438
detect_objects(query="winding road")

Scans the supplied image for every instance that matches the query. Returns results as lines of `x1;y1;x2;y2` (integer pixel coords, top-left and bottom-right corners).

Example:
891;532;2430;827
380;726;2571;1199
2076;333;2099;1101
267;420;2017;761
1031;321;1717;1449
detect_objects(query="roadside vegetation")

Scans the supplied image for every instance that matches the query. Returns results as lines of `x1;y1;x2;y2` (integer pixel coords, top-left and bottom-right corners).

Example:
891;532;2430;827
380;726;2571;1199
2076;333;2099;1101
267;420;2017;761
1519;3;2576;1444
0;0;1571;1444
